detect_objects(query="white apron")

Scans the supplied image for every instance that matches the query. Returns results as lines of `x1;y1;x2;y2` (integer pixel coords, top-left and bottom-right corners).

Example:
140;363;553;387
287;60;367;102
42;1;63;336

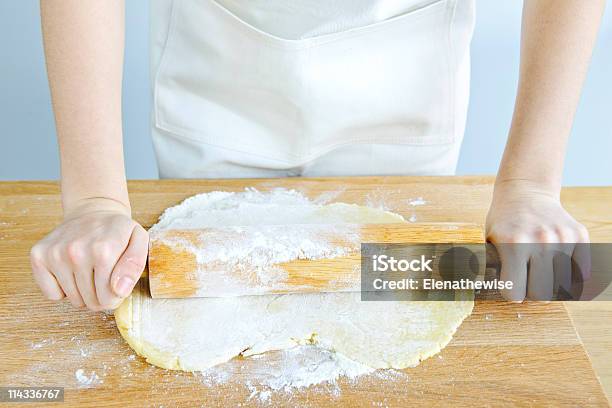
150;0;475;178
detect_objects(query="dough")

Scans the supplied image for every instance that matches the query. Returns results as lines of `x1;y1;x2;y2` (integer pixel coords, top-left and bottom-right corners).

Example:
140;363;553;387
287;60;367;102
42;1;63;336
115;189;473;371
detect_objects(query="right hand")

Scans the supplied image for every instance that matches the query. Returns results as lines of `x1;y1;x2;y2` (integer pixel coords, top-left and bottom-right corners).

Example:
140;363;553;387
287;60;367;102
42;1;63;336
30;198;148;311
486;181;590;301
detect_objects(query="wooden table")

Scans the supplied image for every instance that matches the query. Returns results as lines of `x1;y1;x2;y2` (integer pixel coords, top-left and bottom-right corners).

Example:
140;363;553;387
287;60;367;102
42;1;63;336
0;176;610;407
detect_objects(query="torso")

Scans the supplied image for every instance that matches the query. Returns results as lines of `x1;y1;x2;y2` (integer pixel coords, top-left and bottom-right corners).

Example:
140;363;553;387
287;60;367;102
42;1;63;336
149;0;475;179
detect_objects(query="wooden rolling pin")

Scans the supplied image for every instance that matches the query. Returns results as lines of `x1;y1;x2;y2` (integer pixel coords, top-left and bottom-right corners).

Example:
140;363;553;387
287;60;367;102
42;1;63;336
147;223;485;298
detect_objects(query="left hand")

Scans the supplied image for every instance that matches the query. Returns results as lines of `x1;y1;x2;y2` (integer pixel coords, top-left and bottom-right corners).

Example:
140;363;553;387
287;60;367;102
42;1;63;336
485;180;590;301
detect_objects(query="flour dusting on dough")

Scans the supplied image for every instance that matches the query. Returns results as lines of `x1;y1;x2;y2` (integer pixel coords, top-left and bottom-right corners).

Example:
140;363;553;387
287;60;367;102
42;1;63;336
196;345;412;403
149;188;403;295
152;223;361;296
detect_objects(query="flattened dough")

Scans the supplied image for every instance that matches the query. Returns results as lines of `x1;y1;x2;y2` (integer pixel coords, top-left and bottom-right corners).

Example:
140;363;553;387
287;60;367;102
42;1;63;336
115;189;473;371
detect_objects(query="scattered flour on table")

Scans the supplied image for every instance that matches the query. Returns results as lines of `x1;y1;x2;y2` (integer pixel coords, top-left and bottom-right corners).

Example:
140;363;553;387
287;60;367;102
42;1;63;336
406;197;427;223
364;189;395;211
31;338;56;349
407;197;427;207
13;309;139;391
74;369;102;388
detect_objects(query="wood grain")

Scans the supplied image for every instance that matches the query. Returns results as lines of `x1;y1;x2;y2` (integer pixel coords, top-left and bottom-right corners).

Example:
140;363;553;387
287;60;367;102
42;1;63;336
148;223;485;298
0;176;610;407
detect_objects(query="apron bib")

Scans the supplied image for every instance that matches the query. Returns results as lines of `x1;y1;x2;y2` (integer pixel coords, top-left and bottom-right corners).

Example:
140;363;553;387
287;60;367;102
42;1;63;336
150;0;475;178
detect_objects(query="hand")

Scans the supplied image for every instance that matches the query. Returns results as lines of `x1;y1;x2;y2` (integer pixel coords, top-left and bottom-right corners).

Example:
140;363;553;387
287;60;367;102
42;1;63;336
486;180;590;301
30;198;148;311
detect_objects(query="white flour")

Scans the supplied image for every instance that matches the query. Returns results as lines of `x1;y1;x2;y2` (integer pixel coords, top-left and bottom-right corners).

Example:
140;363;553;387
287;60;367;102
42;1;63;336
154;223;360;295
197;345;411;404
151;188;358;230
149;188;401;296
248;346;373;391
206;346;375;398
408;197;427;206
74;369;102;388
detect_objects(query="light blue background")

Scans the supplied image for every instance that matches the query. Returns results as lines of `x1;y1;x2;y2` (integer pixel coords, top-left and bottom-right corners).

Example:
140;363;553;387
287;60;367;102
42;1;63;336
1;1;610;185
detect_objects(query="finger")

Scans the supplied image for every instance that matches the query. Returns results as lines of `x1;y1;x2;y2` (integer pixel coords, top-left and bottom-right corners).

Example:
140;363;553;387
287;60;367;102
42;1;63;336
94;261;123;310
89;235;127;309
552;244;573;299
67;241;103;311
53;267;85;308
109;225;148;298
74;266;102;311
573;234;592;282
527;247;554;301
496;243;529;302
45;243;86;307
31;255;65;301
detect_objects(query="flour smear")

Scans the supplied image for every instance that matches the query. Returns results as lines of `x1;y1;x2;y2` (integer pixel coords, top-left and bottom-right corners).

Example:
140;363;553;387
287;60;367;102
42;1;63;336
197;345;409;404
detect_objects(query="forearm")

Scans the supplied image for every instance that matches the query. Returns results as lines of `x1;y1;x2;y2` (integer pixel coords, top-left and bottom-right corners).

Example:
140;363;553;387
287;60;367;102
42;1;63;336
496;0;605;196
40;0;128;215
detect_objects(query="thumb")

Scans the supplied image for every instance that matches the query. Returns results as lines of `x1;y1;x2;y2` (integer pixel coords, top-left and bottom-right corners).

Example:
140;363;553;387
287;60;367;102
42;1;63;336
111;225;149;297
